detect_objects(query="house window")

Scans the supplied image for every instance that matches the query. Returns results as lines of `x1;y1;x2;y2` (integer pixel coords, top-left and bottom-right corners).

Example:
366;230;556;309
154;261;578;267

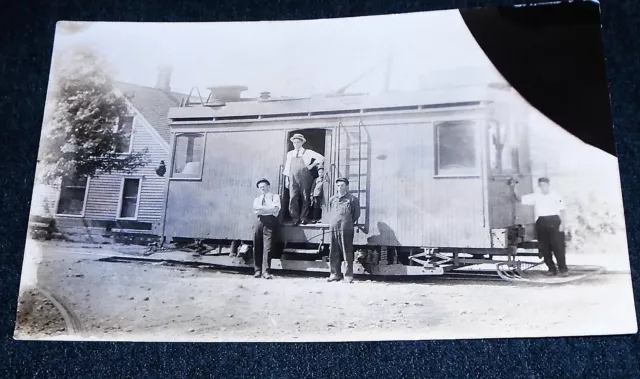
118;178;141;219
172;133;205;179
56;175;89;216
114;116;134;154
435;121;478;176
488;120;520;175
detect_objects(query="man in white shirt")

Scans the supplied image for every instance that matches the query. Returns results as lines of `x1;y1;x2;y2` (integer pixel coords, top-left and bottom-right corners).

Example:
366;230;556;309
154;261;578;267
252;178;281;279
511;177;568;276
283;133;325;225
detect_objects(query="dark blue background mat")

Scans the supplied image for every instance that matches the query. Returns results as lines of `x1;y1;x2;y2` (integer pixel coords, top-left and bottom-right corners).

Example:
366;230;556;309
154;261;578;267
1;0;639;377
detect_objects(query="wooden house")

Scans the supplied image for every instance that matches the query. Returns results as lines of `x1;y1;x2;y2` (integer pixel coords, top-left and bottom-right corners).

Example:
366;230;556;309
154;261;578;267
29;68;183;243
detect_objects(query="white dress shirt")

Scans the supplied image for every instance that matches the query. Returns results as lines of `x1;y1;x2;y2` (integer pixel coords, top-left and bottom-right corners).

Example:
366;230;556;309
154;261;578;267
253;192;281;217
283;148;325;177
521;191;565;219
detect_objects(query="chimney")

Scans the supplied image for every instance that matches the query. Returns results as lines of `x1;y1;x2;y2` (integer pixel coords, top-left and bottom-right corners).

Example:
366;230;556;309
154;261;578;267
156;65;173;92
260;91;271;100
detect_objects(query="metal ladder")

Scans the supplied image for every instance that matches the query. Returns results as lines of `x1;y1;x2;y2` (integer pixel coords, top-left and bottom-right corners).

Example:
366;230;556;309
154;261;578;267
335;120;369;232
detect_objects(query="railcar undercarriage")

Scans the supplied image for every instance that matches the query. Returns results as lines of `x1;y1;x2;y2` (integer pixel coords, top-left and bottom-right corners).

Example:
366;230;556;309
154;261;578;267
143;237;604;285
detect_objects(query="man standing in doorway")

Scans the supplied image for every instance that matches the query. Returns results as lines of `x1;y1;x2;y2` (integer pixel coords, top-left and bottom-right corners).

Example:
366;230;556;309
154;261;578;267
252;178;281;279
283;133;325;225
327;177;361;283
510;177;568;277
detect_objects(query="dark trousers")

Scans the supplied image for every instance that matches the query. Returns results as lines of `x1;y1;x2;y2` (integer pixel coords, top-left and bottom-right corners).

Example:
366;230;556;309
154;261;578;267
312;196;323;221
535;215;567;272
290;175;313;222
253;215;278;274
329;229;355;277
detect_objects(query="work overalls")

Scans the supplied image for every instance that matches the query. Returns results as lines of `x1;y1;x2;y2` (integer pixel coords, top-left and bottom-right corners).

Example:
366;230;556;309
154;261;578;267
289;150;313;223
328;194;357;279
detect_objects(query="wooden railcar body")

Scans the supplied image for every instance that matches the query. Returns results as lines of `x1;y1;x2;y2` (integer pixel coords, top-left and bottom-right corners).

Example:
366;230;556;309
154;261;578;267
161;85;537;261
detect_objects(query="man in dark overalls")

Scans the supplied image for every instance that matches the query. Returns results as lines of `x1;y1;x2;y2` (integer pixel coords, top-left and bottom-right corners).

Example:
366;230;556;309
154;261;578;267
327;177;361;283
283;133;324;225
252;178;281;279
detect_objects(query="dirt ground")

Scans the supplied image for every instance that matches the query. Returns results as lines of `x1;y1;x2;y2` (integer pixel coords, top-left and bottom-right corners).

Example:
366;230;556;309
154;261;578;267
14;288;68;338
13;241;638;342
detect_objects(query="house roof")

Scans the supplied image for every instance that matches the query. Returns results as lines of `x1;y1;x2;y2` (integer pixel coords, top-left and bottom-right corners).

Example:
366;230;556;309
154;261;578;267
114;81;186;142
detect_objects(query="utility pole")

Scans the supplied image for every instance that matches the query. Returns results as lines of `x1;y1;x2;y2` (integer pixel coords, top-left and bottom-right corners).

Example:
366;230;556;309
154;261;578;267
383;47;392;92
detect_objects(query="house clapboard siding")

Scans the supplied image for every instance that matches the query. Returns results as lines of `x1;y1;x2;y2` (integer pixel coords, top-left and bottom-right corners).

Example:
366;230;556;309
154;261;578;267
83;116;169;230
29;165;61;218
28;80;181;240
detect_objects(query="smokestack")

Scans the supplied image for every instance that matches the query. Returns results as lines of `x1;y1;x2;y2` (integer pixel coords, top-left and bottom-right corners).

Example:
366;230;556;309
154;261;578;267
156;65;173;92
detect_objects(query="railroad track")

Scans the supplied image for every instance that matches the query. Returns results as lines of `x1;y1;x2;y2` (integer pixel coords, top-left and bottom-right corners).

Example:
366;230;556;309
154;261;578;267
102;254;607;285
103;248;610;284
99;255;511;284
37;286;86;336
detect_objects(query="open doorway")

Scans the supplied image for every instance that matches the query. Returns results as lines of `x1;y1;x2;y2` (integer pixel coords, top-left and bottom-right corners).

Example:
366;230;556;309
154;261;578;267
281;128;330;224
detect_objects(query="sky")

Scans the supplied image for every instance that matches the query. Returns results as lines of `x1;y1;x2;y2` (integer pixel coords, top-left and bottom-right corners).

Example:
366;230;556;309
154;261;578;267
51;10;506;98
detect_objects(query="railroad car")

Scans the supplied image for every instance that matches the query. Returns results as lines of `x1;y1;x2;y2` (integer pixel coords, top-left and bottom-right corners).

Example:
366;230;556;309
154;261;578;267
157;83;543;277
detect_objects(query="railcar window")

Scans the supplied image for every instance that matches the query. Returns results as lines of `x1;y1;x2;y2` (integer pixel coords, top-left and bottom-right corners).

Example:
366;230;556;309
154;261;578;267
435;121;478;176
113;116;134;154
172;133;205;179
56;175;89;216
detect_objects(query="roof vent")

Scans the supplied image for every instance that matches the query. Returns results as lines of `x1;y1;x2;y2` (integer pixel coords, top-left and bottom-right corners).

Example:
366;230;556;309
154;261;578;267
206;85;248;106
259;91;271;101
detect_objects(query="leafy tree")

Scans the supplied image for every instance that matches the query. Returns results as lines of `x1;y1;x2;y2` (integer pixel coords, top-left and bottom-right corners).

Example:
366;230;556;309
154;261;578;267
40;46;149;185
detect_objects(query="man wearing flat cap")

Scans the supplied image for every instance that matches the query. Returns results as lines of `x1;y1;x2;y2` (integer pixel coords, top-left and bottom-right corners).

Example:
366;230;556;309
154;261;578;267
252;178;281;279
283;133;325;225
327;177;361;283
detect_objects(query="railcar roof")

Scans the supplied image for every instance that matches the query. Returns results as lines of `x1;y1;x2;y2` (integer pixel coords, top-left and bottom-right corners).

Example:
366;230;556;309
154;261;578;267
168;84;516;122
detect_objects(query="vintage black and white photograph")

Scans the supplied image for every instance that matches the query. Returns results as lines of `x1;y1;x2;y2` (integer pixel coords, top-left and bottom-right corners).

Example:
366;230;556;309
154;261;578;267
14;6;637;342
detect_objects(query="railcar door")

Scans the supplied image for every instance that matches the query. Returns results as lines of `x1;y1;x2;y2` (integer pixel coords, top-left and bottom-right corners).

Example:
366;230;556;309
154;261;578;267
486;117;534;230
281;128;333;224
324;128;334;200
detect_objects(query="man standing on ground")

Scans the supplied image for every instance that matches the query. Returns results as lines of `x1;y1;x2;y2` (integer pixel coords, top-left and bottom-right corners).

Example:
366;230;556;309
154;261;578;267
327;177;361;283
252;178;281;279
283;133;324;225
510;177;568;277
